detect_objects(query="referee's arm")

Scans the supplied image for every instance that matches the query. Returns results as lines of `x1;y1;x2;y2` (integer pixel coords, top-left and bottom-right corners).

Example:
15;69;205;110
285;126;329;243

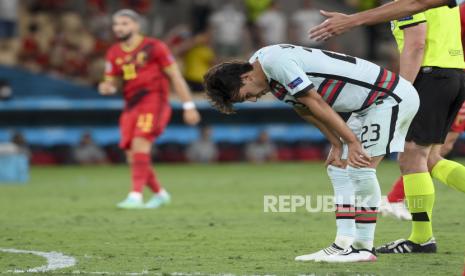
310;0;461;41
355;0;454;26
399;22;427;83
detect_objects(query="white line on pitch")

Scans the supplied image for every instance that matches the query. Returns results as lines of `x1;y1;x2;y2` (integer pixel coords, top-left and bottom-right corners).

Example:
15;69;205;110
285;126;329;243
0;248;76;273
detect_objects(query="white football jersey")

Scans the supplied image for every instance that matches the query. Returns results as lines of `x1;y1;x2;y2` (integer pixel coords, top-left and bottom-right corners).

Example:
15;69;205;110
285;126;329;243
249;44;402;113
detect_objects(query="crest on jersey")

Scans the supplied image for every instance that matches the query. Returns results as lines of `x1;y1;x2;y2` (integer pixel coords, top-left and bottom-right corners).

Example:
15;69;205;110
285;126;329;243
136;51;147;65
269;79;288;100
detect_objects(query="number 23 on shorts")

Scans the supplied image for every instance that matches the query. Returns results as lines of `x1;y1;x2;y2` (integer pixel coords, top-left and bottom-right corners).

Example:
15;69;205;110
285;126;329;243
361;124;380;145
137;113;154;133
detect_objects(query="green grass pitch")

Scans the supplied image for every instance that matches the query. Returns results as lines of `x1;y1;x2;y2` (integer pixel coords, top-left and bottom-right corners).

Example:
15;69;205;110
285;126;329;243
0;161;464;275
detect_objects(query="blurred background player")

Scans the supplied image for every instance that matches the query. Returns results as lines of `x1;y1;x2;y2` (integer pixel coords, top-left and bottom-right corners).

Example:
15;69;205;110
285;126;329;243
98;9;200;209
381;102;465;220
376;5;465;254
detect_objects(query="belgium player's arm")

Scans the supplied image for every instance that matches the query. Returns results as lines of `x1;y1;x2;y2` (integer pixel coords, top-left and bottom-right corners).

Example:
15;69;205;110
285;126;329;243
163;63;201;125
99;51;119;96
164;63;194;105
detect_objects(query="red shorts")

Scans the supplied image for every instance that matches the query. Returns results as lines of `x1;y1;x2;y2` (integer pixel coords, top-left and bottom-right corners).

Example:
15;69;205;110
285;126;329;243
450;101;465;133
119;103;171;150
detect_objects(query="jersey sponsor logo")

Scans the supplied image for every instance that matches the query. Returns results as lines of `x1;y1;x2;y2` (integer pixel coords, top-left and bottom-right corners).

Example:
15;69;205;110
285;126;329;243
288;77;303;89
398;16;414;22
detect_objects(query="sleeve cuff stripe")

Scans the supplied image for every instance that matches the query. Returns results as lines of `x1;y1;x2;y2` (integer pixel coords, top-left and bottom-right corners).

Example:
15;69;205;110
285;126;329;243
293;84;315;98
399;20;426;30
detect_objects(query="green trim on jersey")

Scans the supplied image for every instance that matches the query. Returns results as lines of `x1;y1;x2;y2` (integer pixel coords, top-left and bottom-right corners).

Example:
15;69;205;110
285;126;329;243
391;6;465;69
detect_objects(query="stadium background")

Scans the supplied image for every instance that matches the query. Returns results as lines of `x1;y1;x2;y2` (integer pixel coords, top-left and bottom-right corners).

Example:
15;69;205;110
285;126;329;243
4;0;462;165
1;1;465;275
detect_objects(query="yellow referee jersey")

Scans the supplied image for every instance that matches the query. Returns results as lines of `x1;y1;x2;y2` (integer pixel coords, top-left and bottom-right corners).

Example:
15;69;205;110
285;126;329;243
391;6;465;69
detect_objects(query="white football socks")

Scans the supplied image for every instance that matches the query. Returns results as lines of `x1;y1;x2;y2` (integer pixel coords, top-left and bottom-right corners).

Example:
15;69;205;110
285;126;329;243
347;166;381;250
327;165;355;249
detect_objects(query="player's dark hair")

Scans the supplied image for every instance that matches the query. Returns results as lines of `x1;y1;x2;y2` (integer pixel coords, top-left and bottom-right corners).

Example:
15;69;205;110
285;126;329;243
203;61;253;114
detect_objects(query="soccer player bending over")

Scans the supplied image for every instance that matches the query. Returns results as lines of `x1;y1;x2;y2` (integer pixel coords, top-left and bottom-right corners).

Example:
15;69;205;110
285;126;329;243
203;44;419;262
99;9;201;209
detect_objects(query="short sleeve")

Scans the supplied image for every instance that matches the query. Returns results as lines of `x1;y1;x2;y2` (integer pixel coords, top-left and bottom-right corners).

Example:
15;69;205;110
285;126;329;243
153;41;175;68
263;55;314;98
396;13;427;29
104;50;120;80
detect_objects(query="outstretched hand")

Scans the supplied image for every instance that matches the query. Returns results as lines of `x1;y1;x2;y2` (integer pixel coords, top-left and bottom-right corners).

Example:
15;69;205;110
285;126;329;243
309;10;354;41
325;145;344;168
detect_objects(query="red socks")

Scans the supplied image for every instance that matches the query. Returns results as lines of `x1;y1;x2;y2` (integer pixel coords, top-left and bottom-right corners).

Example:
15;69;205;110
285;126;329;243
387;177;405;203
147;169;161;193
131;152;161;193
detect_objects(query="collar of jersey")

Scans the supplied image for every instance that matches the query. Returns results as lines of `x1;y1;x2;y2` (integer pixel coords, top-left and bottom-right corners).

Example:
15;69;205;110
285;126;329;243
121;35;144;53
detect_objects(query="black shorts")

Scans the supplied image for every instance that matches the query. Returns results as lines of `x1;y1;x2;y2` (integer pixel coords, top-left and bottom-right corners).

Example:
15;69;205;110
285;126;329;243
406;67;465;144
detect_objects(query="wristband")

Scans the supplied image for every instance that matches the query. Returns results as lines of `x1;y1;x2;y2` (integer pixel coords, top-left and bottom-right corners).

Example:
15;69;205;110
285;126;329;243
182;101;196;110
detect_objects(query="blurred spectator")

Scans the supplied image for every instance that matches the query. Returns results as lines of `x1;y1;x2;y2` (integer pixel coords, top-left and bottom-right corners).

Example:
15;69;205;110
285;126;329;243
48;12;95;82
123;0;152;14
186;126;218;163
87;0;106;13
19;21;49;72
191;0;213;35
164;24;193;56
86;0;112;53
0;79;12;100
345;0;382;60
290;0;324;47
256;1;287;46
0;0;18;39
28;0;68;14
11;132;31;158
72;132;108;165
245;131;277;163
244;0;272;48
183;32;216;93
209;3;246;58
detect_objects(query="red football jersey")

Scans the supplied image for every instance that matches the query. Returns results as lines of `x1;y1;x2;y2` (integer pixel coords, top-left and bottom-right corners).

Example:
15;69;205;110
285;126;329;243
104;36;175;107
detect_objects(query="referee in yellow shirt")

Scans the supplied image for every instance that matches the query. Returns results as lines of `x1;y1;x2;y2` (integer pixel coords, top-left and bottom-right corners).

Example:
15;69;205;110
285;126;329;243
376;6;465;253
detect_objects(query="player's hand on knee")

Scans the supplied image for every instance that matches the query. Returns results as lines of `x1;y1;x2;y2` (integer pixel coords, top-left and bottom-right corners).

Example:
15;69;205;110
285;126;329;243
183;109;201;125
347;141;371;168
325;144;344;168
